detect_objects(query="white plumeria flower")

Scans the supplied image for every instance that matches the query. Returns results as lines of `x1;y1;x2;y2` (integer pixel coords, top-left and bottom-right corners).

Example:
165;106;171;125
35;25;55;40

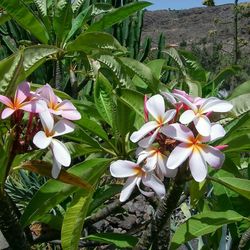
136;146;177;180
130;94;176;147
33;108;75;178
110;160;165;202
174;93;233;137
161;123;226;182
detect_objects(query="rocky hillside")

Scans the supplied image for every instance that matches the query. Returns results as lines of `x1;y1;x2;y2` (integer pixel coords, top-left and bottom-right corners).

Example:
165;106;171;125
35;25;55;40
142;3;250;52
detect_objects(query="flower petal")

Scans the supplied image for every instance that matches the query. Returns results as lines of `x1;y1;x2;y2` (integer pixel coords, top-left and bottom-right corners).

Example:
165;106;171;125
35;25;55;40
142;173;165;198
130;121;158;143
0;95;13;107
51;139;71;166
38;84;58;104
33;131;52;149
167;142;192;169
189;149;207;182
14;81;30;104
161;92;176;105
144;154;158;172
162;109;176;123
210;123;226;141
137;147;153;164
201;145;225;169
179;109;196;124
193;115;211;137
110;160;137;178
53;119;75;137
146;94;165;121
20;100;46;113
1;108;15;119
39;108;54;133
57;100;81;120
202;98;233;113
161;123;193;143
174;93;197;111
51;158;62;178
120;177;138;202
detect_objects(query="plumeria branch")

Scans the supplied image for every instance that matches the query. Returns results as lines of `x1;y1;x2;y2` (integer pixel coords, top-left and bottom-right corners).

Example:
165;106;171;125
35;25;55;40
133;167;187;250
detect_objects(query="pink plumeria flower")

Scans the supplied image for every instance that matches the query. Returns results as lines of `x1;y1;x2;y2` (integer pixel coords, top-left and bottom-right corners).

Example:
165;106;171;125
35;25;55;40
110;160;165;202
37;84;81;120
130;94;176;147
33;108;75;178
161;123;226;182
136;146;177;180
0;81;44;119
174;93;233;137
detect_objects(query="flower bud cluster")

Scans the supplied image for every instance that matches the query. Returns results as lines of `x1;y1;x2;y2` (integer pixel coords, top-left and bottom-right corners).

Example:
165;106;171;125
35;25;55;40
110;90;233;202
0;82;81;178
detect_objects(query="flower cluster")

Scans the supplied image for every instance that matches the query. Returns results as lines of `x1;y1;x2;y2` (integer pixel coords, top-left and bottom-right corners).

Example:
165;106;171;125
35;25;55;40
110;90;233;202
0;82;81;178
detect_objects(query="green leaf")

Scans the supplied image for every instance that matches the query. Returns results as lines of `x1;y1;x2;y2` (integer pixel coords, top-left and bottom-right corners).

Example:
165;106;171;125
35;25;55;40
146;59;165;80
210;176;250;200
0;13;11;25
65;6;92;43
66;32;126;53
119;57;159;93
186;78;202;97
23;45;60;77
211;66;240;87
87;1;151;32
96;55;129;86
117;89;144;120
84;233;138;249
76;115;109;142
94;72;116;126
0;0;49;44
61;190;92;250
53;1;73;46
34;0;47;16
0;51;25;96
116;98;136;138
170;210;246;250
20;158;111;227
66;142;102;159
227;81;250;116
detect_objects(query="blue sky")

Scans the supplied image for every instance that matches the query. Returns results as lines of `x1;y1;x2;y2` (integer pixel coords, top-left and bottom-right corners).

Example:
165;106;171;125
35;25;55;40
146;0;248;10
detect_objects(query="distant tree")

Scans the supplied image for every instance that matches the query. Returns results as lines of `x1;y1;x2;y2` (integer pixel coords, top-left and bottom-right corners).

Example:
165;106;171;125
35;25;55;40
202;0;215;7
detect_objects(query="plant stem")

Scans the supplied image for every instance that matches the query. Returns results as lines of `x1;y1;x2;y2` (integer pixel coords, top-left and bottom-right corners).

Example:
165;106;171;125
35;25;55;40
133;168;186;250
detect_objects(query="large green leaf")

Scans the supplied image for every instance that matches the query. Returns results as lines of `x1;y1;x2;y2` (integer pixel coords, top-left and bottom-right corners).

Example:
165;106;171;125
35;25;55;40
23;45;60;77
20;158;111;227
66;32;126;53
94;72;116;126
146;59;165;80
76;115;109;142
53;0;73;46
65;6;92;43
0;51;25;96
96;55;129;86
170;210;246;250
210;176;250;200
0;13;11;25
117;89;144;120
61;190;92;250
84;233;138;249
87;1;151;32
119;57;159;93
216;112;250;152
227;81;250;116
0;0;49;44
